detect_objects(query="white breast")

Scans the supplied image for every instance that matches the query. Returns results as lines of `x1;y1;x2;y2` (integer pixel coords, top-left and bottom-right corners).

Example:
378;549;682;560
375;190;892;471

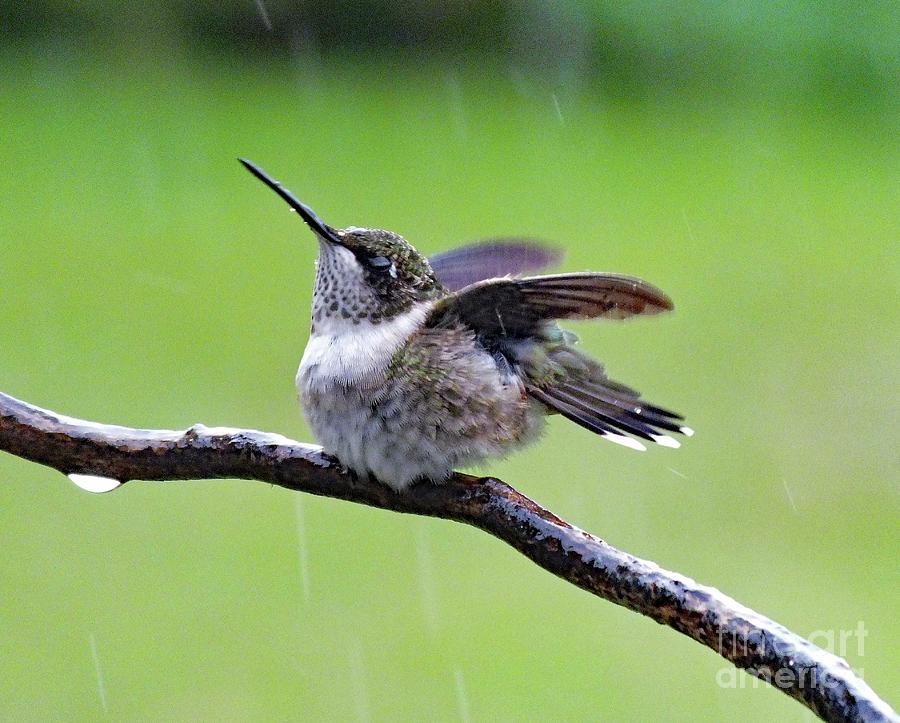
297;302;432;390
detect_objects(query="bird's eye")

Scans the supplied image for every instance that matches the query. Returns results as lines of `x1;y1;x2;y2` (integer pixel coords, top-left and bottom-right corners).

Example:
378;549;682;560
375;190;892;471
366;255;391;270
366;255;396;277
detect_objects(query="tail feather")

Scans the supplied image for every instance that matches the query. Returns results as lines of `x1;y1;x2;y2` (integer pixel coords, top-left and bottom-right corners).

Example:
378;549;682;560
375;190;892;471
528;386;623;438
577;379;685;432
553;384;658;440
511;321;690;450
528;376;689;449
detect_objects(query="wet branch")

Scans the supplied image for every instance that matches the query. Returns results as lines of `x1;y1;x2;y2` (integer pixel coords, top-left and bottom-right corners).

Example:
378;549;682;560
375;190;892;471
0;390;895;723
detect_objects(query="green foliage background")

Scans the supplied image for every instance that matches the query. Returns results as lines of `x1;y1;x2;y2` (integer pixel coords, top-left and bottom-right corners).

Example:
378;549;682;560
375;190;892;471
0;3;897;720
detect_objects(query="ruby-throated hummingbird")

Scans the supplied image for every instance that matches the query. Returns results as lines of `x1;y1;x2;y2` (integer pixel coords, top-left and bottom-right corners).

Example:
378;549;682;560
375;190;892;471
240;159;691;491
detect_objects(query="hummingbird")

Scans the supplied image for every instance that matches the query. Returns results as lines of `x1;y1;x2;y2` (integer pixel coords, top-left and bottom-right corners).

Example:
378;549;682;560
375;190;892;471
240;159;691;491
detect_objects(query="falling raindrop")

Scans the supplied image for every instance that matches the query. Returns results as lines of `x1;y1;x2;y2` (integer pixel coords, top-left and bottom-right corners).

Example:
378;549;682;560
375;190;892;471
444;71;468;140
295;495;310;602
89;632;108;712
348;637;371;722
254;0;272;31
413;520;439;634
551;93;564;125
68;474;121;494
681;209;697;244
453;668;471;723
782;478;798;513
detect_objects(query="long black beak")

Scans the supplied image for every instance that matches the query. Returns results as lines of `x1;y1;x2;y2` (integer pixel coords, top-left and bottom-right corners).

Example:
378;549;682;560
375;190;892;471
238;158;343;245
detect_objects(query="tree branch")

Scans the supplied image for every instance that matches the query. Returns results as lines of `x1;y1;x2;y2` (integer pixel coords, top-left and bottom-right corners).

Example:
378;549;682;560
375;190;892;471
0;391;895;723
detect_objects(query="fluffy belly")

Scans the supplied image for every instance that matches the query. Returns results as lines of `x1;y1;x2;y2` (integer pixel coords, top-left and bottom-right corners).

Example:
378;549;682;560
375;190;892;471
296;308;544;490
298;381;543;491
297;360;543;491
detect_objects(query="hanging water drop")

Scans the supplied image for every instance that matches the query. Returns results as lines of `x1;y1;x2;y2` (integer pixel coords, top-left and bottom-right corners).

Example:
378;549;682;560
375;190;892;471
67;473;122;494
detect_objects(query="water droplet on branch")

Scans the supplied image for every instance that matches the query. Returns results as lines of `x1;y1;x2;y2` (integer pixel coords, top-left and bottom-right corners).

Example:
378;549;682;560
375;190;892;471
67;474;122;494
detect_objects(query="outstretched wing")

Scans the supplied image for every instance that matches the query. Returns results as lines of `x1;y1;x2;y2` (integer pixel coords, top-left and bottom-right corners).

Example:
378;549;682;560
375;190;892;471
429;272;673;336
428;239;561;291
427;273;688;449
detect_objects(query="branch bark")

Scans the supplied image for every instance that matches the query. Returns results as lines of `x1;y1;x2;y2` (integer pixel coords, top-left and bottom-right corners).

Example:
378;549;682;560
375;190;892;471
0;390;895;723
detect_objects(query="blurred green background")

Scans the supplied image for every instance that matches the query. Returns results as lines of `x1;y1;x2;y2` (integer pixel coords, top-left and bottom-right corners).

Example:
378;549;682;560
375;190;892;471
0;1;897;721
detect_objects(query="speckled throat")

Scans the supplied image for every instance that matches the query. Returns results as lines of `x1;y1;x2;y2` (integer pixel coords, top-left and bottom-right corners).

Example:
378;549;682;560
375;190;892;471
311;241;380;331
310;229;444;331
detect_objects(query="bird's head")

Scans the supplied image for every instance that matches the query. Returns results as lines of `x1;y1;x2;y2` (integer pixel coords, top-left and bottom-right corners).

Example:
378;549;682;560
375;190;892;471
240;159;442;329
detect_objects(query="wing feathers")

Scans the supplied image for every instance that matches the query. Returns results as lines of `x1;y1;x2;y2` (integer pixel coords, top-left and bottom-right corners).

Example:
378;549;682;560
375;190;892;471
423;263;688;450
429;239;561;291
428;272;673;337
518;274;673;321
